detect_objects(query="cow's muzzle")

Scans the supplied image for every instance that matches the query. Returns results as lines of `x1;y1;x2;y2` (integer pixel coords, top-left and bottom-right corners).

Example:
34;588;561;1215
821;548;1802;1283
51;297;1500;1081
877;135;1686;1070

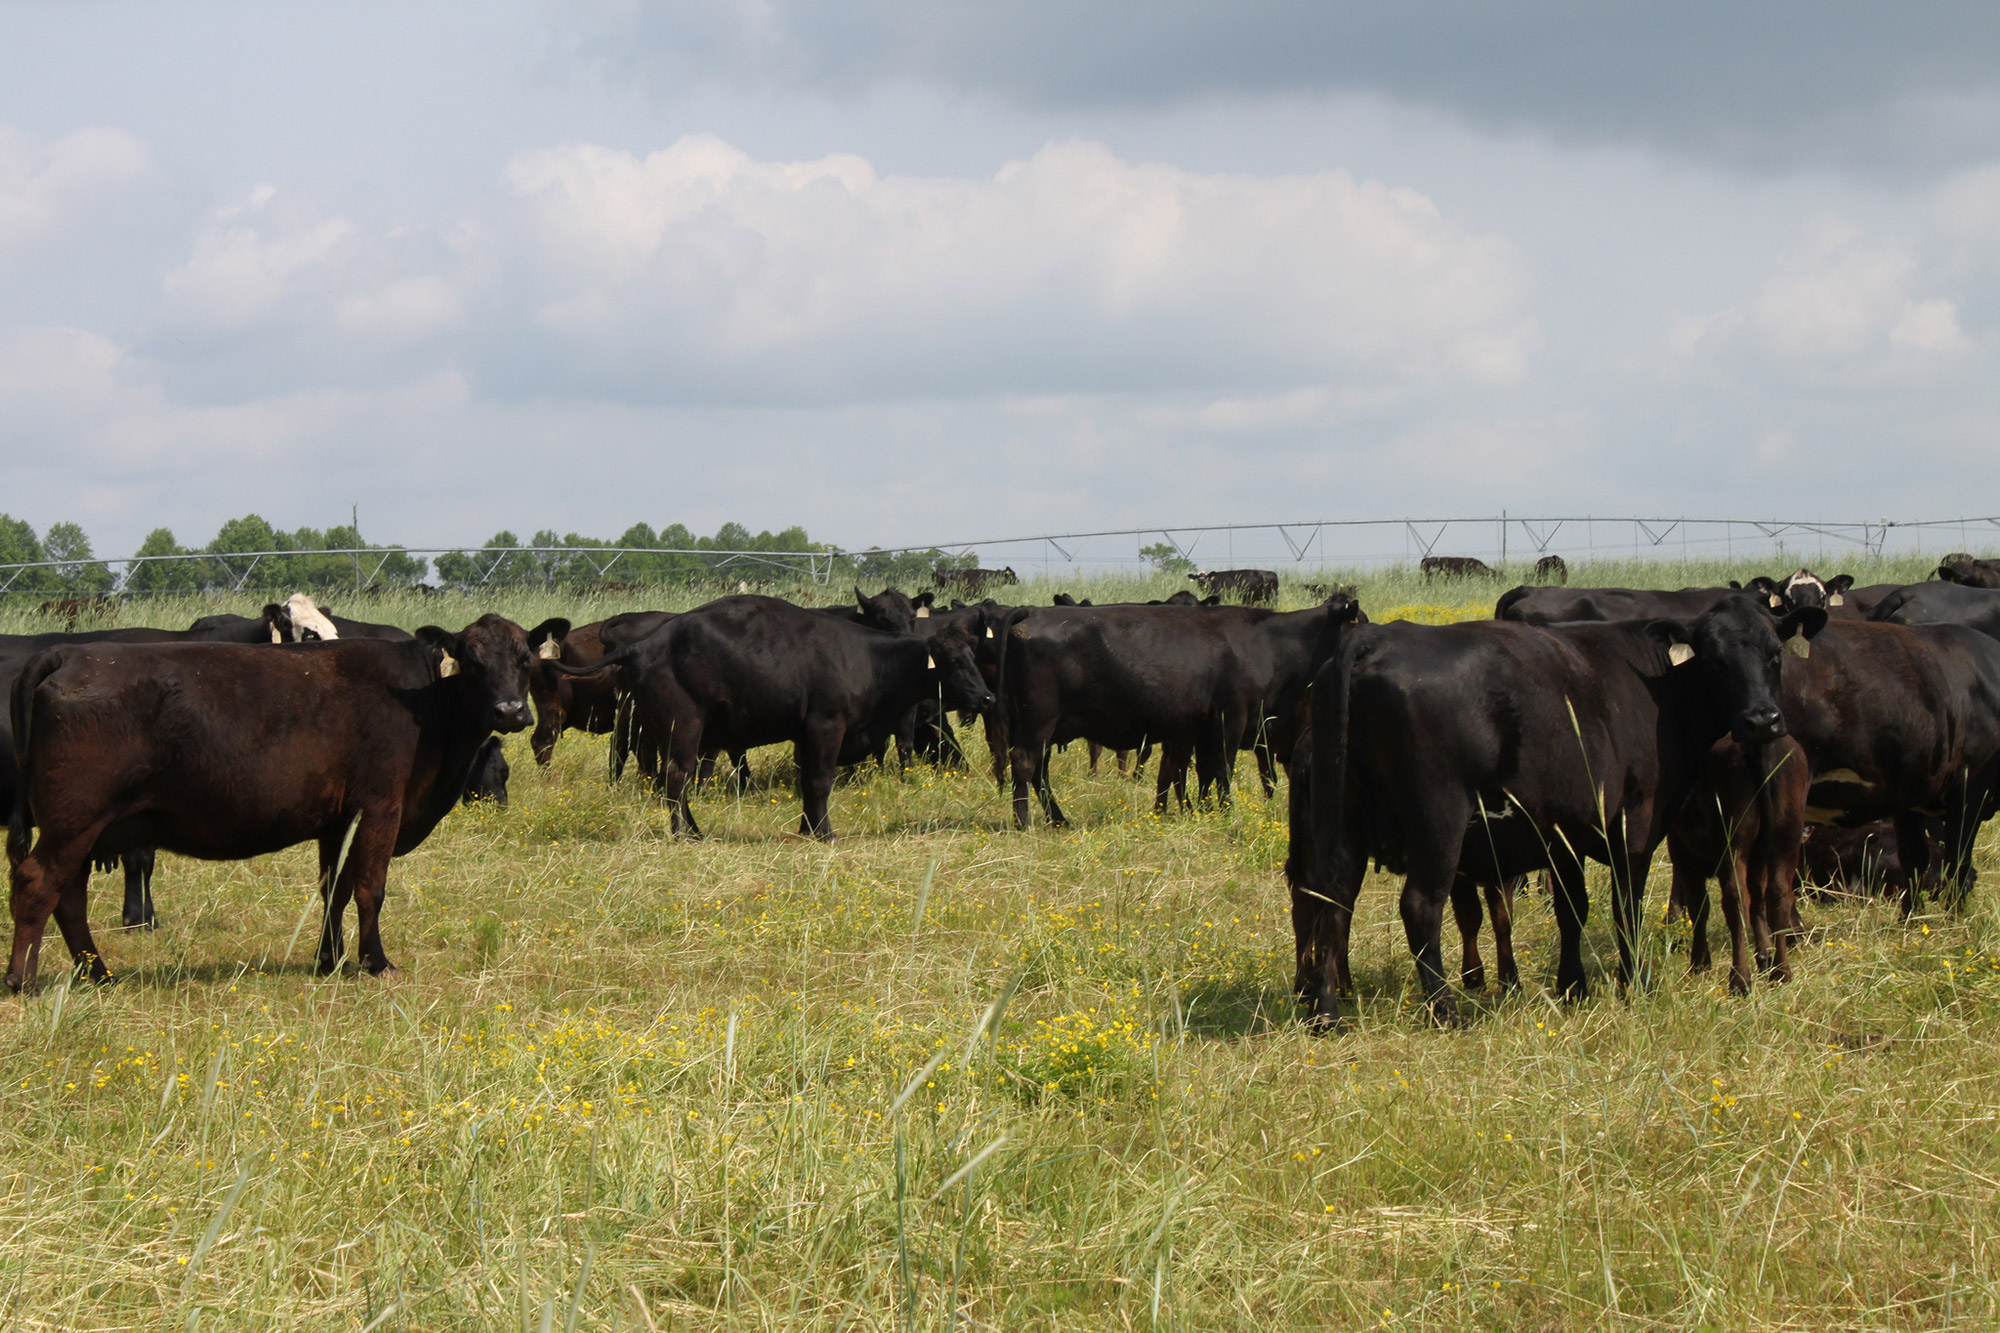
1735;707;1786;743
492;699;532;732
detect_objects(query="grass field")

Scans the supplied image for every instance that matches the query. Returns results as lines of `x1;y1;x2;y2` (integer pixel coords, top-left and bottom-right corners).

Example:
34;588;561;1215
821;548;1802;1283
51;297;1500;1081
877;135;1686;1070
2;559;1997;1330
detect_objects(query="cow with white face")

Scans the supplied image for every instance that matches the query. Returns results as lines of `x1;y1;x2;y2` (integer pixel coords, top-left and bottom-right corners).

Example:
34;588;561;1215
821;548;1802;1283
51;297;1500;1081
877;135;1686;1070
269;593;341;643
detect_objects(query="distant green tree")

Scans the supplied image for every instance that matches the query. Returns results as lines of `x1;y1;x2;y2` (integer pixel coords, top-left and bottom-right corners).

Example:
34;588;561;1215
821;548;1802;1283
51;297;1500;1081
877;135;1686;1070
43;522;114;593
1140;541;1196;576
125;528;205;593
0;514;59;594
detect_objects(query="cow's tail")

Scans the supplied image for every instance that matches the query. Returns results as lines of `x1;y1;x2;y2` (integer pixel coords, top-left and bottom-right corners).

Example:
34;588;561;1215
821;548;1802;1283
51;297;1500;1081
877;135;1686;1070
8;649;64;866
987;607;1035;791
1309;626;1363;904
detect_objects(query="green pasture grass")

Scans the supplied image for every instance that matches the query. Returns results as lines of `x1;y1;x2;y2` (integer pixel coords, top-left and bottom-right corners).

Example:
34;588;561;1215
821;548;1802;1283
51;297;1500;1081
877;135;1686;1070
1;563;1997;1329
3;723;1999;1330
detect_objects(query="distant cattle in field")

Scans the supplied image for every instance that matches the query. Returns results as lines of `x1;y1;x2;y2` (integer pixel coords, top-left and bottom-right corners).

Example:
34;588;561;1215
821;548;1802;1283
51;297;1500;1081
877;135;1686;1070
1936;553;2000;588
37;597;115;628
1531;555;1568;585
1190;569;1278;604
6;614;538;987
1420;556;1497;581
1301;583;1356;602
933;567;1018;597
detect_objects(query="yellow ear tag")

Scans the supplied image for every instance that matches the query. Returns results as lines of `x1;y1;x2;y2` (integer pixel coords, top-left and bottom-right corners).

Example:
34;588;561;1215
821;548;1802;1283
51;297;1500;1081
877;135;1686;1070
1668;643;1695;666
985;626;994;638
1768;594;1783;608
269;626;284;644
915;606;930;618
926;655;936;669
439;653;460;677
1828;594;1844;606
537;640;561;660
1787;633;1811;659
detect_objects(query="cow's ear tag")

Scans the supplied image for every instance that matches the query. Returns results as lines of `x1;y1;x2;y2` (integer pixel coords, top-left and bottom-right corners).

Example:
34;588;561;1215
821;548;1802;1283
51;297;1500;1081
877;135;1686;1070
926;655;936;669
984;626;994;638
915;606;930;619
1668;642;1696;666
439;652;460;678
1787;631;1811;659
1829;594;1844;606
1768;594;1783;609
537;640;561;660
269;626;284;644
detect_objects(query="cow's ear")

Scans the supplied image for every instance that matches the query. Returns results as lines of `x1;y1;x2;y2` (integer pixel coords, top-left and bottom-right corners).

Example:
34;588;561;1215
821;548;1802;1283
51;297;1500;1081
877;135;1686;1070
1645;620;1697;667
855;586;870;613
1776;607;1829;654
528;617;571;660
1326;595;1364;626
914;591;934;609
414;625;464;678
1826;574;1855;596
1728;580;1742;589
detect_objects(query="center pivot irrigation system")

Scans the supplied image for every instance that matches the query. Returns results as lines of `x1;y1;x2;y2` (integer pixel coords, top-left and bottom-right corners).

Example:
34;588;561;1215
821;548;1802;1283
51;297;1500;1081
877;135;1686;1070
1;514;1994;593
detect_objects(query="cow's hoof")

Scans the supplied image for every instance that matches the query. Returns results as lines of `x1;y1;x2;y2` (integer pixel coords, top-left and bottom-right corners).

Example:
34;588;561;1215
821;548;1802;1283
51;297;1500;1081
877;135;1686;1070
367;962;400;979
1461;965;1487;991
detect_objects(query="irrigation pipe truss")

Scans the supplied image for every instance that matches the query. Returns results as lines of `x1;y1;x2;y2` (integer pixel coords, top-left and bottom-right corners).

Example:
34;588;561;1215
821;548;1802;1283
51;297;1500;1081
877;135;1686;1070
2;514;1997;592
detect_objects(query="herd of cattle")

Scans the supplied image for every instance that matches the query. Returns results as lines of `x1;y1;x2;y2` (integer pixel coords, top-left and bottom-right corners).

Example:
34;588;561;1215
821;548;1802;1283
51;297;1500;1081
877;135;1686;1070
7;553;2000;1033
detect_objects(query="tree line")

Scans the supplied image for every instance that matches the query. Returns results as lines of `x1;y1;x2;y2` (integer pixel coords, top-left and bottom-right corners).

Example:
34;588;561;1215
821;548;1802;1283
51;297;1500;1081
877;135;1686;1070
0;514;975;595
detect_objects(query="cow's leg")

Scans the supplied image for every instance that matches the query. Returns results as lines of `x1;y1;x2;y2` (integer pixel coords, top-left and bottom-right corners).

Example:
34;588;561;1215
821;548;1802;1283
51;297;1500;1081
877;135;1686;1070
796;722;844;840
694;751;719;786
9;838;99;991
1135;741;1153;777
1609;826;1654;997
1892;812;1933;916
1549;854;1591;1001
730;750;752;794
1400;828;1468;1026
1254;731;1279;800
341;815;403;977
1008;740;1038;829
1294;833;1365;1029
1450;875;1486;990
1152;740;1186;813
1715;837;1755;996
530;694;564;766
660;721;705;840
1487;878;1521;990
1202;713;1235;810
1668;833;1714;973
1033;745;1068;827
120;850;157;930
47;855;110;984
1087;742;1103;775
314;828;358;975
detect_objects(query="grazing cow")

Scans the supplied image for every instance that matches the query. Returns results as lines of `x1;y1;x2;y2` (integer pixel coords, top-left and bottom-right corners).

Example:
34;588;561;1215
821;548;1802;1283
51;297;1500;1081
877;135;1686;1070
1869;582;2000;640
1294;594;1824;1026
559;596;995;839
1936;553;2000;588
1798;823;1959;900
1301;583;1356;602
1531;554;1569;585
462;737;511;807
6;615;537;988
37;596;115;629
933;567;1018;598
1421;556;1497;580
998;598;1363;830
1189;569;1278;605
528;619;617;765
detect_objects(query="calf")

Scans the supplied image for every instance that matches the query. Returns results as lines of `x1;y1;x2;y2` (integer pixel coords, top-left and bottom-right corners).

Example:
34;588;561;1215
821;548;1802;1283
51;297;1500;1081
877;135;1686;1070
1421;556;1497;580
1296;595;1823;1026
1937;553;2000;588
461;737;512;807
1189;569;1278;605
6;615;536;987
562;596;995;839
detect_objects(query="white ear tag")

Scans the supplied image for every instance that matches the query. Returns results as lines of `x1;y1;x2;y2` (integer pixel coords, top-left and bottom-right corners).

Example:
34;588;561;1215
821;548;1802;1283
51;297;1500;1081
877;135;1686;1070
915;606;930;618
984;626;994;639
270;626;283;644
1668;643;1695;666
537;640;561;659
439;652;460;677
926;655;936;669
1828;594;1844;606
1768;595;1783;609
1787;633;1811;659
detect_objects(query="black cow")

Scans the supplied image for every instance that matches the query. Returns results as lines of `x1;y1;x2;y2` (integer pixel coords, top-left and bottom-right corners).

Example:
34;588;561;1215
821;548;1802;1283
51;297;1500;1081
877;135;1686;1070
1936;553;2000;588
1421;556;1497;580
1531;554;1568;585
1732;568;1854;612
1294;595;1824;1026
528;619;617;765
1496;584;1753;624
997;599;1362;829
933;567;1018;598
1189;569;1278;605
559;596;994;839
1799;822;1944;900
1870;582;2000;640
462;737;511;807
6;615;537;987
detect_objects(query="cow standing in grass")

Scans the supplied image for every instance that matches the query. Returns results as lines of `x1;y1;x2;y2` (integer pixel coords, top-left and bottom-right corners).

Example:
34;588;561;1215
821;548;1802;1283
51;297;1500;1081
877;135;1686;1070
5;615;538;988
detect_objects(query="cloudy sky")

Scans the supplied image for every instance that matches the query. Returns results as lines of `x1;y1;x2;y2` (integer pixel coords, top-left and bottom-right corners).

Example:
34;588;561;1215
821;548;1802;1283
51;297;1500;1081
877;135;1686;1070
3;0;1999;558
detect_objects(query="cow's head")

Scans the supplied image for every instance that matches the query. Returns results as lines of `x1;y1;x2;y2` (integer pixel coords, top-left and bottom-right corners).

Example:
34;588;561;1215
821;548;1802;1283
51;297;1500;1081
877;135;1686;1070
263;592;341;643
1778;568;1854;610
854;586;922;633
923;620;998;715
416;614;535;733
1651;594;1827;744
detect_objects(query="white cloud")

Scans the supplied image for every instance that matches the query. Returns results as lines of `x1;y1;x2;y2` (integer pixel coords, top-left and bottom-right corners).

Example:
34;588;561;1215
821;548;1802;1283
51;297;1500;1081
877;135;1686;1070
162;187;356;328
503;135;1536;396
0;125;151;249
335;274;463;337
